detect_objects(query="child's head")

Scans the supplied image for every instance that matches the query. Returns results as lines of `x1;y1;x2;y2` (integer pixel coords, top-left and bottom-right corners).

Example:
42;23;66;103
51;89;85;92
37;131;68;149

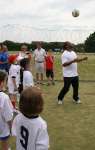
19;87;44;117
47;49;52;55
0;70;7;88
20;58;30;70
8;54;17;64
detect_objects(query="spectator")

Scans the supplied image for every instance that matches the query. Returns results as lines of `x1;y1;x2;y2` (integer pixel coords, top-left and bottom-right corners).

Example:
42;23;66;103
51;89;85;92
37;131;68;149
34;42;46;84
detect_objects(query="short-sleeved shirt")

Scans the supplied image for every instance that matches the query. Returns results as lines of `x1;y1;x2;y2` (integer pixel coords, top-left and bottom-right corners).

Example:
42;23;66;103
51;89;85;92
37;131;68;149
0;92;13;138
45;55;54;70
61;50;78;77
34;48;46;62
8;64;20;94
23;71;34;89
12;114;49;150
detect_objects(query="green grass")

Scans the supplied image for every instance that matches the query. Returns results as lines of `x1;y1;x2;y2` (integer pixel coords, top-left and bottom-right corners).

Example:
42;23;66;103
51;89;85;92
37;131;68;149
1;53;95;150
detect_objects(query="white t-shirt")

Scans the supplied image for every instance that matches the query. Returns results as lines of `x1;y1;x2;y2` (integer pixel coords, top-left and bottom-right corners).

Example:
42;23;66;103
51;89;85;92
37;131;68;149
34;48;46;62
12;114;49;150
23;70;34;89
0;91;13;138
8;64;20;94
61;50;78;77
17;52;28;61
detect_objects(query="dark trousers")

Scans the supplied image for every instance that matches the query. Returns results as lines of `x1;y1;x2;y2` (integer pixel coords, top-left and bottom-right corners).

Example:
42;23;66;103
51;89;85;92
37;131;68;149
58;76;79;101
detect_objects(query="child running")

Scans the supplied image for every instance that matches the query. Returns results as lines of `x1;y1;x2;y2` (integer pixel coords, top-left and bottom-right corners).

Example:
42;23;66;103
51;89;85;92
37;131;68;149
0;70;13;150
8;55;20;109
12;87;49;150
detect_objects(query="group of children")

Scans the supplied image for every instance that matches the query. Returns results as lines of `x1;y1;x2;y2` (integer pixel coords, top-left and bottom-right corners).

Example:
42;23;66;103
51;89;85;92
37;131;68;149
0;52;49;149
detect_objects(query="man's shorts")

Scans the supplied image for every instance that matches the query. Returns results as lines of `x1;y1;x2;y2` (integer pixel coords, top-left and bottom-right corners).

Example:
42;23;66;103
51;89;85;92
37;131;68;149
35;62;45;73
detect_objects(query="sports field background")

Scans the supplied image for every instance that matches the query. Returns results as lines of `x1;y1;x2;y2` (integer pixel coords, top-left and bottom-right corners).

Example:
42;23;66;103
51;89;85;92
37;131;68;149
1;53;95;150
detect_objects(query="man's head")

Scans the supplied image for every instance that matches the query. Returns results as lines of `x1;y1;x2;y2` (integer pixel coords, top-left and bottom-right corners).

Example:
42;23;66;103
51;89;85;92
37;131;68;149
21;45;28;52
2;44;8;52
36;42;42;50
63;41;74;51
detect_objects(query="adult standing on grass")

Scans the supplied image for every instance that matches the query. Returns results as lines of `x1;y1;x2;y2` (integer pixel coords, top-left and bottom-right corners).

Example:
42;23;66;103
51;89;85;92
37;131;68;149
0;44;9;73
17;45;32;61
58;41;88;105
34;42;46;84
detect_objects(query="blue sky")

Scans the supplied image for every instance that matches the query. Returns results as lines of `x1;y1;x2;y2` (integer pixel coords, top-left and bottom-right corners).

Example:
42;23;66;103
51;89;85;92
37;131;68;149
0;0;95;43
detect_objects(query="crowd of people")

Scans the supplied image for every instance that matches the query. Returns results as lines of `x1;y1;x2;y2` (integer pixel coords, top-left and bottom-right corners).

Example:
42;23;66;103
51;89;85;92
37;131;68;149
0;41;88;150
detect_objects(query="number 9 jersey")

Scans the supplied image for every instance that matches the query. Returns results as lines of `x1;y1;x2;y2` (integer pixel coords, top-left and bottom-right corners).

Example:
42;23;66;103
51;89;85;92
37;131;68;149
12;113;49;150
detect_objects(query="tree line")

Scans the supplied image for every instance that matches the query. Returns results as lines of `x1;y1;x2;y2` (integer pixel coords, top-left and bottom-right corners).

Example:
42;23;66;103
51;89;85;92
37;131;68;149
0;31;95;52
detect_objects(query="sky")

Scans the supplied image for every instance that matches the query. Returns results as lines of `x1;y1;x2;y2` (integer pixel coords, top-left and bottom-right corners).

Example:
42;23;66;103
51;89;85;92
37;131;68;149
0;0;95;43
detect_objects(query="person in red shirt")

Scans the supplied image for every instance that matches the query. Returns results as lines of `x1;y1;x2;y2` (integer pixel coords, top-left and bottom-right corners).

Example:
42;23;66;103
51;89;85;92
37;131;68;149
45;49;55;85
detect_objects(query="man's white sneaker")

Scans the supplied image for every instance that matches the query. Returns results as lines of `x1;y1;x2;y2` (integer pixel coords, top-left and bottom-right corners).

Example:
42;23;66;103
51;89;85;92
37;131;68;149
76;100;81;104
73;99;81;104
58;100;63;105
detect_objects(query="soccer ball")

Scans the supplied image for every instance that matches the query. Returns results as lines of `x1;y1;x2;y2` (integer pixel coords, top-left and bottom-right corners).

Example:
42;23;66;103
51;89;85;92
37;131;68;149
72;9;79;17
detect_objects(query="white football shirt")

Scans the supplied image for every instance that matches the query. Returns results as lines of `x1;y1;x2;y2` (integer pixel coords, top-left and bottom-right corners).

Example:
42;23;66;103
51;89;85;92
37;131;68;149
12;114;49;150
61;50;78;77
34;48;46;62
0;91;13;138
23;70;34;89
8;64;20;94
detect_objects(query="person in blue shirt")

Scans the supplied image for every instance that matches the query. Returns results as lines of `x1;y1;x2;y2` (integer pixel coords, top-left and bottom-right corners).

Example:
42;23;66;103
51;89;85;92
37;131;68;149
0;44;9;72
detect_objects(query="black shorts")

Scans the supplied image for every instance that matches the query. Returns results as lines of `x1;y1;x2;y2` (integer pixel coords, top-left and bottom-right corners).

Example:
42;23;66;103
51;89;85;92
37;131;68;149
46;69;54;78
0;135;10;141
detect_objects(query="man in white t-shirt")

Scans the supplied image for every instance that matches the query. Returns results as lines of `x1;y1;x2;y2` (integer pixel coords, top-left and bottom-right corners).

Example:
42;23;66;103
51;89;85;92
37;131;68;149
34;42;46;84
58;41;88;105
17;45;32;61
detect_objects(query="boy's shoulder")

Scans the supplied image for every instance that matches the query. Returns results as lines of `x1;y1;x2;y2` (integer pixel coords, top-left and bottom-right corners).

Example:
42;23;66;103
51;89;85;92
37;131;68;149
14;114;47;127
0;92;9;107
0;91;9;99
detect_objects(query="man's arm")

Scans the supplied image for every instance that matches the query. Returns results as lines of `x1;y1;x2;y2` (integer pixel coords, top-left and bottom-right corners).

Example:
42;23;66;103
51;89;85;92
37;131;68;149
62;59;76;67
74;56;88;62
63;56;88;67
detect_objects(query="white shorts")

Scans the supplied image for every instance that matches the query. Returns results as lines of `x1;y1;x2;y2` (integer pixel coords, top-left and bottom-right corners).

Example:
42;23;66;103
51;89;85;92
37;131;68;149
35;62;45;73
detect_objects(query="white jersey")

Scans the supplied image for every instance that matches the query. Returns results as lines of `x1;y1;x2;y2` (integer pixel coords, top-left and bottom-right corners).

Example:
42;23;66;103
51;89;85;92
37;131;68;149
23;70;34;89
61;50;78;77
8;64;20;94
0;91;13;138
34;48;46;62
12;114;49;150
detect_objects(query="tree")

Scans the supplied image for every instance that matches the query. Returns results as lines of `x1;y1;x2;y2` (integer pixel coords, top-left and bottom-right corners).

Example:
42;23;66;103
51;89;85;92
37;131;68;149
84;32;95;52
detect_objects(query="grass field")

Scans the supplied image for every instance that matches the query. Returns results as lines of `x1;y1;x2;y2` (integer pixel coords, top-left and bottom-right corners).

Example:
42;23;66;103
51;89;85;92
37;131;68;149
1;53;95;150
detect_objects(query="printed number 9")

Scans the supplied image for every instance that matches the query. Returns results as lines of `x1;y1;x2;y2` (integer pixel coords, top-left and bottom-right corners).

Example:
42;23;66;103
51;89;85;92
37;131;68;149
20;126;29;150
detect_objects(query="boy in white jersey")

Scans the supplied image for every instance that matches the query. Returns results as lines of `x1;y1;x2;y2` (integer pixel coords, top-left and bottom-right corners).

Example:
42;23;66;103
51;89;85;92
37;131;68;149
0;70;13;150
8;55;20;109
19;58;34;93
12;87;49;150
